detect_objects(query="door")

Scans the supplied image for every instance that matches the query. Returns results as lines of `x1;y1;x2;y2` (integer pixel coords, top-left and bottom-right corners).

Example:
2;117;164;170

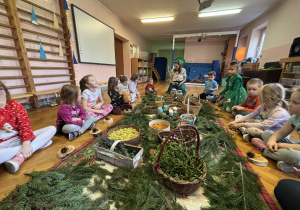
115;37;124;77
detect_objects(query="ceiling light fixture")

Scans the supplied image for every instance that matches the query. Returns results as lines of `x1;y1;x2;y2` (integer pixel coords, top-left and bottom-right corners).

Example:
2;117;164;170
199;9;242;17
141;17;174;23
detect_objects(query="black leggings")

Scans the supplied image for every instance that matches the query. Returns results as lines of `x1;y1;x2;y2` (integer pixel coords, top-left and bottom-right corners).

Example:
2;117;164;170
274;179;300;210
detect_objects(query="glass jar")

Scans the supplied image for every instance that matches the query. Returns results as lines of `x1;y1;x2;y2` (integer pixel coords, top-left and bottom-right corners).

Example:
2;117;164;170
176;90;183;101
155;95;164;108
170;88;177;97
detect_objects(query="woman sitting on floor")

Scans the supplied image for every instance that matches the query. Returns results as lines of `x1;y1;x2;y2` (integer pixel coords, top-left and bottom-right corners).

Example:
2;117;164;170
166;60;187;95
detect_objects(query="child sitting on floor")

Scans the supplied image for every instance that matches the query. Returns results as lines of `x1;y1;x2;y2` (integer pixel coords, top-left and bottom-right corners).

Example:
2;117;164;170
56;85;95;141
200;71;218;99
80;75;113;122
119;75;134;103
251;88;300;174
216;61;247;112
145;77;157;95
129;73;140;101
232;78;263;117
0;81;56;174
229;83;290;142
108;77;132;115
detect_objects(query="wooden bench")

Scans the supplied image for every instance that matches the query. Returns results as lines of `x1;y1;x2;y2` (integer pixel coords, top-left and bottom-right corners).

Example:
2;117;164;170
11;93;33;100
31;89;61;108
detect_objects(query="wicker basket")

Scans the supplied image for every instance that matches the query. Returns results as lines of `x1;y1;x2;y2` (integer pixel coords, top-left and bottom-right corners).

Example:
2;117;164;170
167;103;183;114
153;124;207;195
106;125;141;145
157;125;197;147
182;91;202;116
164;96;175;104
145;105;158;114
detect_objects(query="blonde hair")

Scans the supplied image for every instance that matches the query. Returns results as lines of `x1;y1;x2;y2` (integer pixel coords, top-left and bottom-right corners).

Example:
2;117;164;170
258;83;288;110
247;78;263;88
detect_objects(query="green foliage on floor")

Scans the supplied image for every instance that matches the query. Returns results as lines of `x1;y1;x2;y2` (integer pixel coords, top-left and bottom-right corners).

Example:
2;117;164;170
0;95;267;210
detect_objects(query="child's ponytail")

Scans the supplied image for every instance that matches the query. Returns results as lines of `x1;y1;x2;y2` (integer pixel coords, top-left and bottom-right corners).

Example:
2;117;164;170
79;75;92;93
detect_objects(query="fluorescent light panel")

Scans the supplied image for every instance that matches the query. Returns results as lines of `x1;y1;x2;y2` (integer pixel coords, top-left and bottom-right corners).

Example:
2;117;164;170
141;17;174;23
199;9;241;17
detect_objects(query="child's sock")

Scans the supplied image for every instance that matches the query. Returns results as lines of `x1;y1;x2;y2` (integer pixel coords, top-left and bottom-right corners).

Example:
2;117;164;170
293;167;300;177
4;154;25;174
251;138;266;152
277;161;295;173
69;131;80;141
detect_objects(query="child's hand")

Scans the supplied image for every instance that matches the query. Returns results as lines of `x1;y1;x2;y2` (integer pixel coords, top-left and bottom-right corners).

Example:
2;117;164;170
232;123;243;129
2;126;11;131
96;110;104;114
17;141;33;159
266;139;278;152
225;98;231;103
229;121;236;127
232;105;243;111
93;103;102;110
72;118;82;122
82;120;85;124
136;92;140;97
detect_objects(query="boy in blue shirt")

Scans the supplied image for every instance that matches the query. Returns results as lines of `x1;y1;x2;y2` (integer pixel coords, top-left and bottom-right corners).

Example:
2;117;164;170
200;71;218;99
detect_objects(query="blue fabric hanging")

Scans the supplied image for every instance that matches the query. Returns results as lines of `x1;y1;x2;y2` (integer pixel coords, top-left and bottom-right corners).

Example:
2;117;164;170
73;52;78;64
63;0;69;10
31;6;38;25
40;43;46;59
69;28;71;39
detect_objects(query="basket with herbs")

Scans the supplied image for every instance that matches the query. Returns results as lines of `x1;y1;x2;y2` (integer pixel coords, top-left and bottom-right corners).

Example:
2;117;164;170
153;124;206;195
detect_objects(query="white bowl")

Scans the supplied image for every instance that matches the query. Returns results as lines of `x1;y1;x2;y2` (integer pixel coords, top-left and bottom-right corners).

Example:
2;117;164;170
149;119;170;134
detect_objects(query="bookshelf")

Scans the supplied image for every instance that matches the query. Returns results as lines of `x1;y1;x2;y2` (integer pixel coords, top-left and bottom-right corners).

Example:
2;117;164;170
131;58;152;83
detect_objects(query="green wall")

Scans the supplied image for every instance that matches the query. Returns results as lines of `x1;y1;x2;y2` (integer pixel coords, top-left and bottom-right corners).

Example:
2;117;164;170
158;49;185;70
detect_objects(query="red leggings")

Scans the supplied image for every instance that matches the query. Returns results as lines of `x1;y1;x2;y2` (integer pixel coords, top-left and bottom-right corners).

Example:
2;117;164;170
112;104;132;115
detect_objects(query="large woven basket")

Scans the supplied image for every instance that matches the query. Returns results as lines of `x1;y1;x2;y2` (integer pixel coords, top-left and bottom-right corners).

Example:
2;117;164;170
157;125;197;147
182;91;202;116
106;125;141;145
153;124;206;195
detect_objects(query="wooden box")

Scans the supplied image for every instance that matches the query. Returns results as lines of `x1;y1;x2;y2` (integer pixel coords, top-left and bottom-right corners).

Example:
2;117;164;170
93;143;143;169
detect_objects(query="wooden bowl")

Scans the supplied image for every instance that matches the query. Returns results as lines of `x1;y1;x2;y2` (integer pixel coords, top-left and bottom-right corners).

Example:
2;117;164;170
57;145;76;159
90;127;102;137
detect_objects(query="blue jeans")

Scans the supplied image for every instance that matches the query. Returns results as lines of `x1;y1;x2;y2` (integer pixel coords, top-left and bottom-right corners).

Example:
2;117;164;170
166;81;186;95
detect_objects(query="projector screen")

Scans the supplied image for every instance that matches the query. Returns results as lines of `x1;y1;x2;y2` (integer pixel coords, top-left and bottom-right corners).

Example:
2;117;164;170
71;5;116;65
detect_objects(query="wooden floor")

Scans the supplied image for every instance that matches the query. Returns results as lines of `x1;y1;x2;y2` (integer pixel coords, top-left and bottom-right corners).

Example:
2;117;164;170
0;81;298;209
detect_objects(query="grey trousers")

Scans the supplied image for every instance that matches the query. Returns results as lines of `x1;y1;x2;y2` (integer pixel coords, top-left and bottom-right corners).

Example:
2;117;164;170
62;115;94;134
262;130;300;167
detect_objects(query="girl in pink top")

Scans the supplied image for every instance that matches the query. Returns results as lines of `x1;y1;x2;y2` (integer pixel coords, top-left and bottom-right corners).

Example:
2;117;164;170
229;83;290;142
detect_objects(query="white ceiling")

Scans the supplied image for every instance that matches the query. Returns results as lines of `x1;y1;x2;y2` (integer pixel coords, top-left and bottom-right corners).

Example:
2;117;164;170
98;0;284;43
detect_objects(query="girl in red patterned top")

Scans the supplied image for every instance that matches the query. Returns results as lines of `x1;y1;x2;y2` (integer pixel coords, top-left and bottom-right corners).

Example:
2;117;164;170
0;81;56;174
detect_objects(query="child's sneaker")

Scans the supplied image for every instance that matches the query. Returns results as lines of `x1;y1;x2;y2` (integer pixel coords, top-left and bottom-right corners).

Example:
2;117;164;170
41;140;53;149
69;131;79;141
242;134;251;142
277;161;295;172
88;122;95;130
4;155;25;174
235;114;243;120
252;138;266;152
239;127;247;134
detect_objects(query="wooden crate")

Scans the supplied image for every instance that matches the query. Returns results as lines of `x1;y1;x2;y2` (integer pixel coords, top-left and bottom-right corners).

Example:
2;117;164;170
93;143;143;169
